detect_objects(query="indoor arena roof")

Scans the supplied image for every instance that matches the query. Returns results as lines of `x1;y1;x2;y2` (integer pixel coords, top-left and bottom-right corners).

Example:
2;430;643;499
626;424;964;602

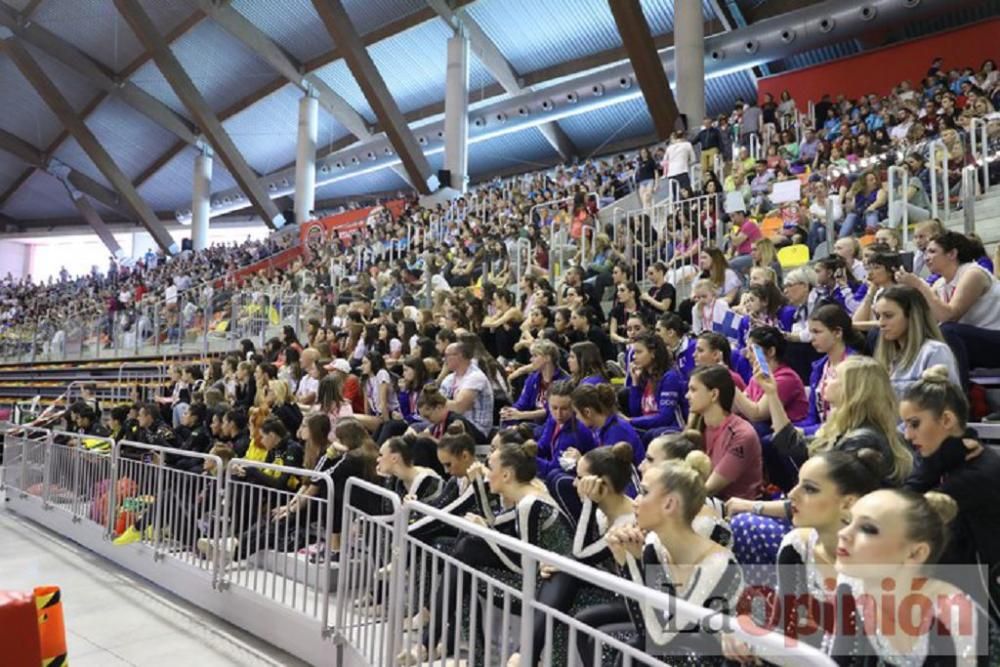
0;0;994;232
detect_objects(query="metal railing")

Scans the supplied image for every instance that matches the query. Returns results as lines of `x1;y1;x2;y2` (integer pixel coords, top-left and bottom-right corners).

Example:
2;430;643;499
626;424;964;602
618;192;724;298
928;139;950;221
45;429;115;528
969;117;990;197
115;439;224;572
386;501;838;667
219;457;335;625
334;478;401;664
886;165;910;245
0;424;905;666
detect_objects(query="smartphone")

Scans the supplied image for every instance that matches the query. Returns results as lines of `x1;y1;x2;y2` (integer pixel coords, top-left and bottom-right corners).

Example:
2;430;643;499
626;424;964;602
752;344;771;377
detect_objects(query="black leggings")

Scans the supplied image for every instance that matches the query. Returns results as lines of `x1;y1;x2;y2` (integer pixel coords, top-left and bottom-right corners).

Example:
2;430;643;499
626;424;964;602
422;534;506;652
575;599;636;667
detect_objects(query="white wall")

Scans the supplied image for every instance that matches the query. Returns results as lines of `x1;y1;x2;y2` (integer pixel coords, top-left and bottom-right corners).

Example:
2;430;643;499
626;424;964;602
0;240;31;280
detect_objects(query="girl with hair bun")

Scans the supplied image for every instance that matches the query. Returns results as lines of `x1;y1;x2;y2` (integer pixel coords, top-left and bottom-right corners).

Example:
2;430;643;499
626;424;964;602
722;449;884;661
403;441;573;665
570;383;644;466
642;434;731;546
376;436;442;504
575;457;744;666
827;488;998;664
902;366;1000;614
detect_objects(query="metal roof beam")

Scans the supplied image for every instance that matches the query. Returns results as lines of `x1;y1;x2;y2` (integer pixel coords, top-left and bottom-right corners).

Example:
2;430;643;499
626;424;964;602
132;4;480;191
428;0;577;161
59;178;124;257
191;0;373;140
0;1;199;145
113;0;285;229
311;0;435;194
607;0;679;140
1;39;177;252
0;129;127;213
0;8;204;210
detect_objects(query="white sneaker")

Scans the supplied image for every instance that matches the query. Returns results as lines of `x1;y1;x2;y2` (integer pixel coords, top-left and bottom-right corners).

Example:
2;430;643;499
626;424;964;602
196;537;238;564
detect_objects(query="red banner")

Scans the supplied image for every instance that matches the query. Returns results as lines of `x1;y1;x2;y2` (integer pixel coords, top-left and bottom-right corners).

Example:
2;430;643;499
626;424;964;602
228;245;303;285
299;200;408;253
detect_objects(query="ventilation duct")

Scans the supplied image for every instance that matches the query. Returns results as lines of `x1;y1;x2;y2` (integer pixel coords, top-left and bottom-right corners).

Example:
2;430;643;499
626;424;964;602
179;0;976;222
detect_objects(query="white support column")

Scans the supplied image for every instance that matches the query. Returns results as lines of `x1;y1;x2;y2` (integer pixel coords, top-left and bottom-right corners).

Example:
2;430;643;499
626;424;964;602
191;148;213;252
675;0;706;134
444;32;469;193
294;90;319;224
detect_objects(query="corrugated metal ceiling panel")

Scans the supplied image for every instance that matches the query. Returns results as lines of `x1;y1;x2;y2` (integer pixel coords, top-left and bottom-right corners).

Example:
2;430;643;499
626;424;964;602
468;128;560;177
230;0;332;64
466;0;713;76
557;96;655;156
22;43;101;113
0;152;29;202
465;0;623;76
904;2;1000;39
706;70;758;116
33;0;145;71
768;41;861;75
129;60;189;119
169;19;276;115
369;18;496;115
54;95;178;186
223;85;297;177
343;0;426;37
0;55;64;148
311;60;377;124
2;171;78;220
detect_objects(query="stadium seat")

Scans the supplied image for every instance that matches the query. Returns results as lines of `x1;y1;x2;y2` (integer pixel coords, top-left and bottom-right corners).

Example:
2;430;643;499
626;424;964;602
777;243;810;269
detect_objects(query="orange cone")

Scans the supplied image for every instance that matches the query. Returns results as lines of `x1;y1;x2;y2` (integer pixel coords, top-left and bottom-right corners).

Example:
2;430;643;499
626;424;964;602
34;586;67;667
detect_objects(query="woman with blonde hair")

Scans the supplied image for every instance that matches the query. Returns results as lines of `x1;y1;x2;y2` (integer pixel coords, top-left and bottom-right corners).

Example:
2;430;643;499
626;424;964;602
751;237;783;285
872;285;959;397
574;456;744;666
266;378;302;435
725;356;913;565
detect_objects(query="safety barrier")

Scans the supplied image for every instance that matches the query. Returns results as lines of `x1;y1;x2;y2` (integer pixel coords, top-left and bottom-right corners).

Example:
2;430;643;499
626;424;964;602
217;457;336;626
45;430;115;529
387;501;837;667
969;117;990;197
114;440;224;572
618;192;724;299
2;425;841;666
334;478;401;665
928;139;951;222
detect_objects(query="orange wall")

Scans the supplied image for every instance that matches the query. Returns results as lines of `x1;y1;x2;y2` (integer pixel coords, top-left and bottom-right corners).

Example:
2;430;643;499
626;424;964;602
757;19;999;109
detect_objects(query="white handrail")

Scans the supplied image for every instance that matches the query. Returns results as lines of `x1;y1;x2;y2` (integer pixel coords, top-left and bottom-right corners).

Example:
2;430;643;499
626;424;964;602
887;165;909;243
969;117;990;196
928;139;950;221
392;500;838;666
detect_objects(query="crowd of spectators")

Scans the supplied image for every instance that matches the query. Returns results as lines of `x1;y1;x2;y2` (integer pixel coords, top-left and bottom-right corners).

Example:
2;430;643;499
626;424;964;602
15;55;1000;665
